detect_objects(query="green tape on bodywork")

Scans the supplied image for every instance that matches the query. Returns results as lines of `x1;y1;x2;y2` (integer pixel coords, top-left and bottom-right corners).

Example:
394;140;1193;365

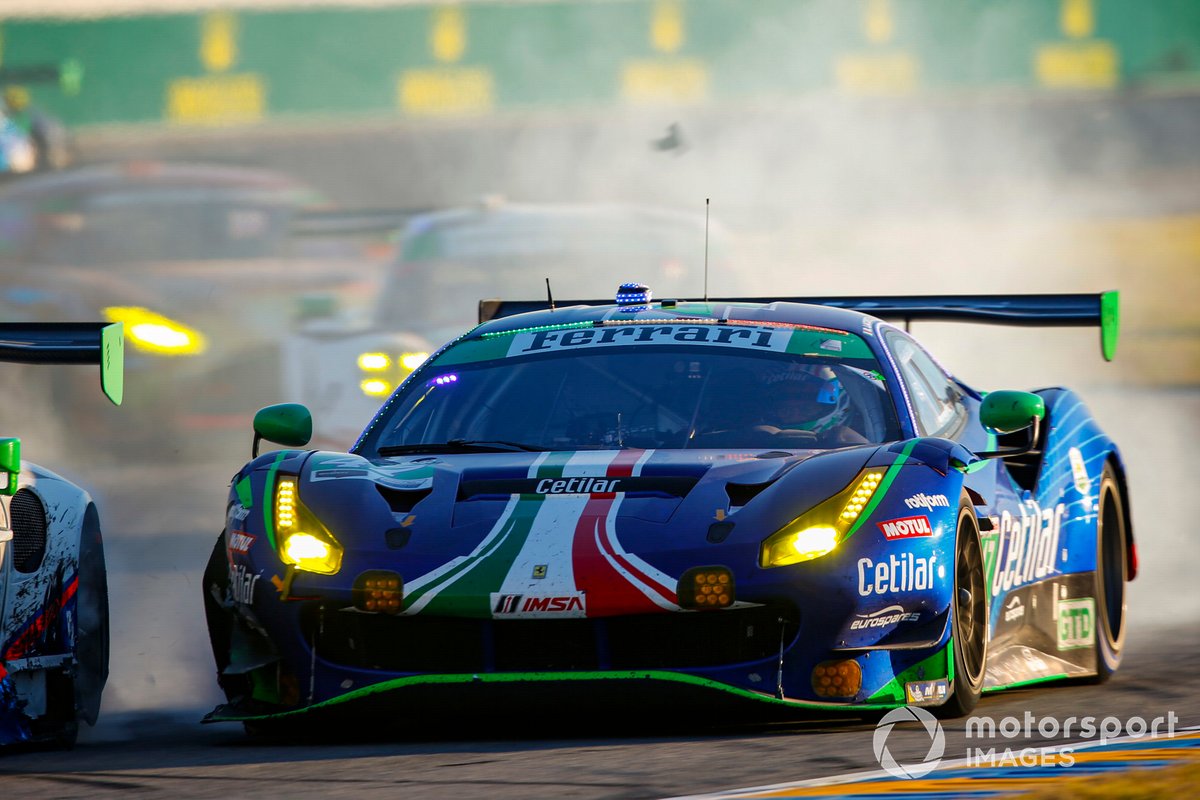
866;641;952;704
207;670;908;723
261;452;287;550
235;476;254;509
982;673;1072;693
100;322;124;406
842;440;917;542
1101;290;1119;362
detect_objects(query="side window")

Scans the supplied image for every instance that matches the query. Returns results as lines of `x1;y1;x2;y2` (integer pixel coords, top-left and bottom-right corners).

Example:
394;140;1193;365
886;332;967;439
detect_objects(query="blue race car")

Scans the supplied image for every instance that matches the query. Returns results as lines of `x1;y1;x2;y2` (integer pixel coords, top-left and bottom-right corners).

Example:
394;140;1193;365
203;288;1131;726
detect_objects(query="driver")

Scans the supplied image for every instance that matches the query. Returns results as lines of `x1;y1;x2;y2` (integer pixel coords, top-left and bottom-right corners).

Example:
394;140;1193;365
760;364;865;444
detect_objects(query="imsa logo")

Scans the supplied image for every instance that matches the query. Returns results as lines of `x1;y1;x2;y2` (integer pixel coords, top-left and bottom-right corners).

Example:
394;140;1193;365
491;593;586;618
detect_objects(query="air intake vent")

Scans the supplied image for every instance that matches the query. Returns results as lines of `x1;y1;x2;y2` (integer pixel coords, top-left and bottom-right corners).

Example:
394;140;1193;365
11;488;47;573
376;484;432;514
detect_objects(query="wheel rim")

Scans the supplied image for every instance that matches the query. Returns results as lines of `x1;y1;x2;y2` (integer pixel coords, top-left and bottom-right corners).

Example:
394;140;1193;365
1098;481;1126;650
955;510;987;687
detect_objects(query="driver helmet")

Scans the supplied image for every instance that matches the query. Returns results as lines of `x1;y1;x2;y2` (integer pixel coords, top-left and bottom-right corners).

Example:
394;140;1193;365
764;363;850;433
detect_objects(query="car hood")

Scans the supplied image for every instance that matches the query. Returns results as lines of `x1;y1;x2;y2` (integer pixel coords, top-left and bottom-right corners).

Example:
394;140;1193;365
296;446;876;618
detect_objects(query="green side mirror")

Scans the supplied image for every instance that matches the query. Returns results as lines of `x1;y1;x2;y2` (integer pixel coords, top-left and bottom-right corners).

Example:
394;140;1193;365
980;391;1046;434
253;404;313;457
0;437;21;495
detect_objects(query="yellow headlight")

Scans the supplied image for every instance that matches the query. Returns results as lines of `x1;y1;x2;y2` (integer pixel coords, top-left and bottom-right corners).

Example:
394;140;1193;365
361;378;393;397
281;532;342;575
400;351;429;371
357;352;391;371
761;525;838;568
274;476;343;574
103;306;206;355
760;469;886;568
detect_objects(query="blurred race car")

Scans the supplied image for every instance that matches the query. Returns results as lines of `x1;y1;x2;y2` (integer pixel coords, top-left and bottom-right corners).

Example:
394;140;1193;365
283;201;737;448
0;162;383;441
0;322;122;747
203;287;1131;727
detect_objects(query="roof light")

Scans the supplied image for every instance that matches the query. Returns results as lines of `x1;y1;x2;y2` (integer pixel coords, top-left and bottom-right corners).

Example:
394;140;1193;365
616;282;652;312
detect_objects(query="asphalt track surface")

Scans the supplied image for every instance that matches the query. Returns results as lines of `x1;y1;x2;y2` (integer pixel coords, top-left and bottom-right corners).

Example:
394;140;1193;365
2;388;1198;799
0;625;1196;799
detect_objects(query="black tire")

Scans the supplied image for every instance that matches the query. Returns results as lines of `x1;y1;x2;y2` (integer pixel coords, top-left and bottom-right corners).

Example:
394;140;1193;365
74;506;109;727
1090;463;1128;683
936;494;988;718
203;532;233;676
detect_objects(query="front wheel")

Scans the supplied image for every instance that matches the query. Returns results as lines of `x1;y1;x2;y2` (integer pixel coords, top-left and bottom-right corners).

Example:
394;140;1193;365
936;495;988;718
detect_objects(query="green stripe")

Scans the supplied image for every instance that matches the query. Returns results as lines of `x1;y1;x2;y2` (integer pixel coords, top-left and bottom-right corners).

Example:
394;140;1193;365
420;499;542;616
403;510;527;607
402;451;575;613
261;452;287;550
983;672;1073;693
866;641;952;704
842;440;917;542
235;476;254;509
207;670;910;723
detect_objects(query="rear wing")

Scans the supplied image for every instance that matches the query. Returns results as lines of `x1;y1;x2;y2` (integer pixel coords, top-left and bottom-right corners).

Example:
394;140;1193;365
479;292;1120;361
0;322;124;404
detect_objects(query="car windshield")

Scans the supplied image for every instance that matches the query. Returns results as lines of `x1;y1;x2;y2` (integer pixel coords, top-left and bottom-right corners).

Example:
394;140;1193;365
358;323;903;455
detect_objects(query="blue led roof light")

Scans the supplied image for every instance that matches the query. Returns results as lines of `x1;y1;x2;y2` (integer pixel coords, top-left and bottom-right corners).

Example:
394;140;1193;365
616;282;652;313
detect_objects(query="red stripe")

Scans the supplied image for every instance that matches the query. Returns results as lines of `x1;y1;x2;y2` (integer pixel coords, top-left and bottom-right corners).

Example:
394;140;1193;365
593;512;678;605
2;576;79;662
571;499;661;615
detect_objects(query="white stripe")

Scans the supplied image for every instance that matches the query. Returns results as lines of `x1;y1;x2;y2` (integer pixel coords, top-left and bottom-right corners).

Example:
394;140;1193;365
593;499;677;610
402;493;523;614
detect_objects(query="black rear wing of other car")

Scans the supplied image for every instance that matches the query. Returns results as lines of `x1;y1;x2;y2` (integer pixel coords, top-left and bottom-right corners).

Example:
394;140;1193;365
0;322;124;404
478;291;1120;361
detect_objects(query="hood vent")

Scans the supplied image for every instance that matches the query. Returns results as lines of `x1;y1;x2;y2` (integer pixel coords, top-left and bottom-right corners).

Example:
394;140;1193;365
376;484;432;514
725;481;773;508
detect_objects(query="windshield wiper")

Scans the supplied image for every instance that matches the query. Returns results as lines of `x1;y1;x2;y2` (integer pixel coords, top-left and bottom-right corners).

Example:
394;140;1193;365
378;439;548;456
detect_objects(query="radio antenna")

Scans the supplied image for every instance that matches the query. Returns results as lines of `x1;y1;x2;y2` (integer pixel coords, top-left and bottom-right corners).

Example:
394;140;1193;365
703;198;710;303
546;277;556;311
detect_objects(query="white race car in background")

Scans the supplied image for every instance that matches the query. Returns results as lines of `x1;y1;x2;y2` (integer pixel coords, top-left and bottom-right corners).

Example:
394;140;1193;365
284;200;737;448
0;321;122;747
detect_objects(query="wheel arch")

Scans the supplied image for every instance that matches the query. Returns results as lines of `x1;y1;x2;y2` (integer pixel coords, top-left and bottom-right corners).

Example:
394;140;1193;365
1104;447;1136;580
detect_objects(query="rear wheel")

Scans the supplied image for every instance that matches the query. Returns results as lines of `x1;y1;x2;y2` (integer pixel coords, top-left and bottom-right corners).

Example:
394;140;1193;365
74;506;109;727
936;495;988;718
1090;463;1128;683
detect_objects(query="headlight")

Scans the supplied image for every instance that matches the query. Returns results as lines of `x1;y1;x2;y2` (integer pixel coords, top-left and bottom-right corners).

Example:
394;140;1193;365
274;476;342;574
103;306;207;355
760;470;884;568
357;351;429;396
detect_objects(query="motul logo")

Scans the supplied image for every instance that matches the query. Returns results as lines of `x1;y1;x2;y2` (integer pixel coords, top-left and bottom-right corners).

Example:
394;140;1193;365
877;515;933;540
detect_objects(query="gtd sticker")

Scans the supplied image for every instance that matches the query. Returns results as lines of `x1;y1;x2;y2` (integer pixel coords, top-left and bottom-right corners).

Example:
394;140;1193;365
1057;597;1095;650
877;515;933;541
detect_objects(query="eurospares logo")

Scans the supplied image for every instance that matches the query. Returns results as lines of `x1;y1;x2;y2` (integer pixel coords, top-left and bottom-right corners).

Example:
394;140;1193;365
877;515;933;540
